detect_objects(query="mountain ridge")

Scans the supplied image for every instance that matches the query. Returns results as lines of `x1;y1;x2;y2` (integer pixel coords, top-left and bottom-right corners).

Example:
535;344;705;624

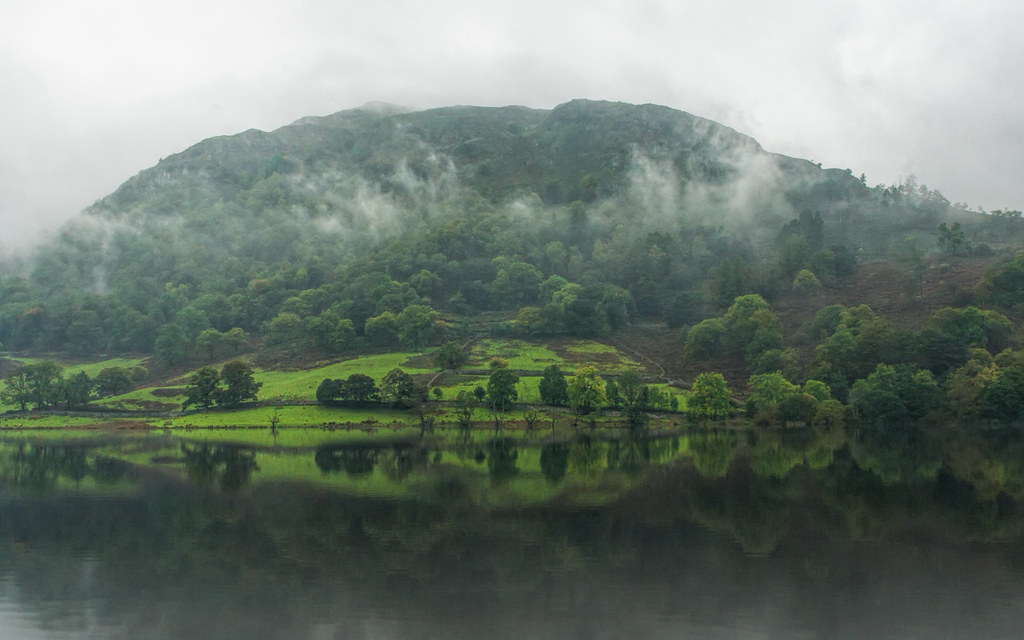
87;99;830;220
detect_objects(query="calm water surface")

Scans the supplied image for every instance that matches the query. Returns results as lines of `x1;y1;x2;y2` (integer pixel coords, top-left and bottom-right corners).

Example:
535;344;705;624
2;426;1024;639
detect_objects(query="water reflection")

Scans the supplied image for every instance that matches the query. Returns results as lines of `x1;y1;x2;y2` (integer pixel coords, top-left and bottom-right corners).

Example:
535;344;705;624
0;442;133;490
314;444;380;477
182;443;258;491
487;437;519;485
1;425;1024;638
539;443;568;484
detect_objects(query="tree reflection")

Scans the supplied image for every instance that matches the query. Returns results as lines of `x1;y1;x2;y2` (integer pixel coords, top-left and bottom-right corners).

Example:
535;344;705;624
567;435;604;478
314;445;380;477
379;445;428;482
0;443;131;490
487;437;519;485
540;443;569;484
607;437;650;475
687;430;737;478
182;444;258;491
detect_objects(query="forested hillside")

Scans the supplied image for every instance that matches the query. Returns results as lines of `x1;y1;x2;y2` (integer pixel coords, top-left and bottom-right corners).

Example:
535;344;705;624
3;98;1024;424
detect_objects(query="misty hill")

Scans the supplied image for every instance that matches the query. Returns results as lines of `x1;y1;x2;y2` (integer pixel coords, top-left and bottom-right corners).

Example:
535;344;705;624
95;100;803;213
1;99;1021;368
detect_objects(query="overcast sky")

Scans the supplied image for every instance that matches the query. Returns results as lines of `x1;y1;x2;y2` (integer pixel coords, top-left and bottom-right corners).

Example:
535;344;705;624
2;0;1022;248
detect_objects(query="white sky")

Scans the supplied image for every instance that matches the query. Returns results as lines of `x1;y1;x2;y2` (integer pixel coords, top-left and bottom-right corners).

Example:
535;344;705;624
2;0;1023;248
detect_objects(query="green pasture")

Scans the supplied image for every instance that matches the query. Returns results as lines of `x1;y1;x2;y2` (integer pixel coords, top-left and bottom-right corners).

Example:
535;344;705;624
0;414;128;429
175;425;423;448
94;386;180;410
431;374;542;404
464;338;642;375
163;403;419;429
255;353;434;402
562;340;619;355
468;339;564;370
65;357;149;378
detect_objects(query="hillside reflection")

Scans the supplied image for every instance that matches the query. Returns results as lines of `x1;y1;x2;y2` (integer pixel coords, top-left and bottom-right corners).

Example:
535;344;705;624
2;425;1024;638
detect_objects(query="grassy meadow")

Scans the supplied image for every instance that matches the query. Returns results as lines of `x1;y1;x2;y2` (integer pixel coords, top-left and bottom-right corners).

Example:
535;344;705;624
1;338;686;444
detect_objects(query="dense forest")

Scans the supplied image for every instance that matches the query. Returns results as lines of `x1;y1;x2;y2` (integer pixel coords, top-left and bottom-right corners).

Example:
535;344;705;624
3;99;1024;425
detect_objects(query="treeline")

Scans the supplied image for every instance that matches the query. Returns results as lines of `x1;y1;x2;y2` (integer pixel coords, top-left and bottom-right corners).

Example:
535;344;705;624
316;368;425;409
0;362;147;411
314;357;680;431
1;359;263;414
682;292;1024;426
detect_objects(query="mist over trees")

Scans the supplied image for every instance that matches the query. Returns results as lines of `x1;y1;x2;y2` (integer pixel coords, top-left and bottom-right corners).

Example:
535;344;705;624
2;99;1024;428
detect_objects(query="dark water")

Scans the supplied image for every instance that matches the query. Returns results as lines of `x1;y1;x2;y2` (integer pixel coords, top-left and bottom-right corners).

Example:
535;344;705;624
3;426;1024;639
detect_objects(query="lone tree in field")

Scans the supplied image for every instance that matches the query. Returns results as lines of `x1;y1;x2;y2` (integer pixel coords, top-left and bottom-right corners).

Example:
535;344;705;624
539;364;568;406
433;341;468;370
486;361;520;412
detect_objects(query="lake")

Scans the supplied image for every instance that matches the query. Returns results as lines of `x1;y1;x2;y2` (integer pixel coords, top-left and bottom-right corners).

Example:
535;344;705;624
2;424;1024;639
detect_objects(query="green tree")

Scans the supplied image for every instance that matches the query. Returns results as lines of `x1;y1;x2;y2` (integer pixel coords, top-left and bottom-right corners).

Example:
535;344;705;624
316;378;344;406
566;366;606;415
154;323;190;367
812;398;847;428
778;393;818;425
396;304;440;350
305;311;355;354
687;372;732;421
723;295;783;362
364;311;399;347
380;368;415;407
849;363;938;423
979;254;1024;306
792;269;821;292
453;390;477;432
512;306;546;335
217;361;261;408
222;327;250;354
175;307;211;343
616;370;650;429
937;222;971;256
746;371;799;424
341;373;379;404
616;371;648;409
802;379;831;402
433;341;468;370
26;361;64;409
267;312;305;348
61;371;93;409
490;257;542;307
684;318;726;360
486;365;520;412
196;328;224;360
182;367;220;410
94;367;134;397
539;364;568;406
66;310;103;355
1;367;31;411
